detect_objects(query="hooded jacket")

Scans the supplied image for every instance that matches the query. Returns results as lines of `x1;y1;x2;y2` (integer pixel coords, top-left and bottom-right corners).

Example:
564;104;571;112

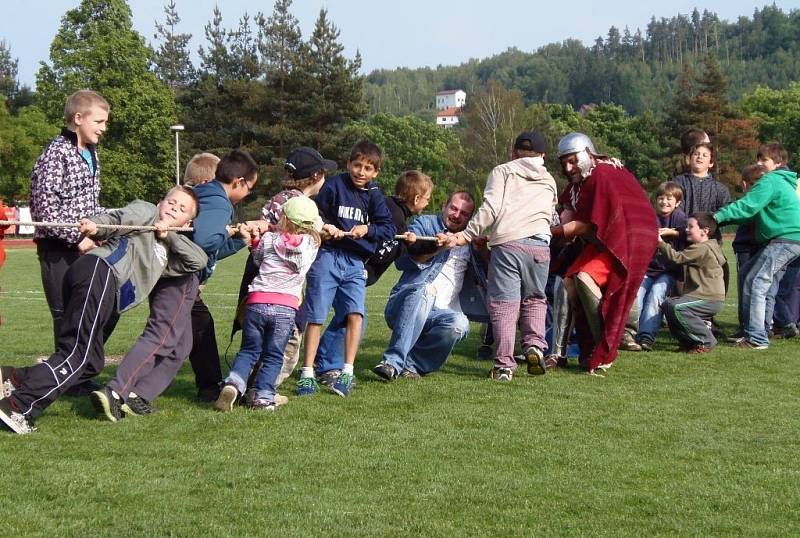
191;180;246;282
657;239;726;301
462;156;557;246
714;169;800;243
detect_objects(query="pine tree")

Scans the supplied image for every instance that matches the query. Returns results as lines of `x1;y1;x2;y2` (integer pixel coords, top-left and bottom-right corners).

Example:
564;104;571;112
36;0;179;206
151;0;195;88
0;40;19;106
198;5;232;80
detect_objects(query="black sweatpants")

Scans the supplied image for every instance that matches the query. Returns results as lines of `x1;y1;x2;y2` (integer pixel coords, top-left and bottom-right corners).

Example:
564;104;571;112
12;255;118;418
107;273;198;403
36;239;80;348
188;293;222;393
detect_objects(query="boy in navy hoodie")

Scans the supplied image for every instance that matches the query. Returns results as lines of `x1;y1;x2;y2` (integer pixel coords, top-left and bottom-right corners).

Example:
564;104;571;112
188;150;258;401
296;140;395;397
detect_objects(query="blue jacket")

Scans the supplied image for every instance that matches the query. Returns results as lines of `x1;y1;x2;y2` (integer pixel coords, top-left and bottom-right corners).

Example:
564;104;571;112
315;173;395;259
190;180;246;282
389;214;489;323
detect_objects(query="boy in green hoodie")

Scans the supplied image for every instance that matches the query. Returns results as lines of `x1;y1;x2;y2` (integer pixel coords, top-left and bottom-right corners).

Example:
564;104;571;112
714;158;800;350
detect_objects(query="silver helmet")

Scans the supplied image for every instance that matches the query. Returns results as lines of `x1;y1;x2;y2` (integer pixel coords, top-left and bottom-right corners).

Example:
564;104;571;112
557;132;597;158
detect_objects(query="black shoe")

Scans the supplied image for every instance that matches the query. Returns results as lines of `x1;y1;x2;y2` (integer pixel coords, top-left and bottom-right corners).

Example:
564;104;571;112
317;369;342;388
197;385;221;402
371;361;397;381
65;379;102;397
90;386;124;422
398;368;421;380
475;344;493;361
121;394;157;416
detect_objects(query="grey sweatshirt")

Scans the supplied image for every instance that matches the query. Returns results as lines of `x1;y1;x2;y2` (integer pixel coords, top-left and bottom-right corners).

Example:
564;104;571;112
657;239;726;301
462;156;557;246
88;200;208;313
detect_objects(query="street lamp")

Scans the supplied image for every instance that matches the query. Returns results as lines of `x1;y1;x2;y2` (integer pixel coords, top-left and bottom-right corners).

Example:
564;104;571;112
170;124;185;185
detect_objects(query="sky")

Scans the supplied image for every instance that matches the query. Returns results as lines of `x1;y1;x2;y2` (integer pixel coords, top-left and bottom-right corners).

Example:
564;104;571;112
3;0;799;89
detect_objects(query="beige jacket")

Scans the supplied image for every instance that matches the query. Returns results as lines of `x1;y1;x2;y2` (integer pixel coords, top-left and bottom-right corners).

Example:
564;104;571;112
462;156;557;246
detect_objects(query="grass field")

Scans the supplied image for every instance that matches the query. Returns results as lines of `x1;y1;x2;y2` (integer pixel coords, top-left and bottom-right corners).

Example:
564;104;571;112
1;245;798;537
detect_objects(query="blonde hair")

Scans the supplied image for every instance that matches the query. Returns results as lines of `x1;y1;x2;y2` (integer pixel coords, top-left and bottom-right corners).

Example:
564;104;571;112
64;90;110;125
395;170;433;203
279;214;321;247
184;153;220;186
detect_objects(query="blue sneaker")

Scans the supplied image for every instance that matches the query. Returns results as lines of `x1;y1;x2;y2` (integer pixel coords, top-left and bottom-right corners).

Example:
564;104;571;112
331;372;354;397
296;376;319;396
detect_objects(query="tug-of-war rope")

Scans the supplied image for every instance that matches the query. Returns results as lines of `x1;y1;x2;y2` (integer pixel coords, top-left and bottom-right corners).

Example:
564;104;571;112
0;220;440;241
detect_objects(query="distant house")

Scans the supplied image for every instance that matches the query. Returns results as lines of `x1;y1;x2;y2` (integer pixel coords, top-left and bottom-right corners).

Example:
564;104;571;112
436;89;466;110
436;107;462;128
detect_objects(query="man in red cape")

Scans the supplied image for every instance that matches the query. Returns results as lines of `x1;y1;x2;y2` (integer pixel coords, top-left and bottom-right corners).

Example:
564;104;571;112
551;133;657;373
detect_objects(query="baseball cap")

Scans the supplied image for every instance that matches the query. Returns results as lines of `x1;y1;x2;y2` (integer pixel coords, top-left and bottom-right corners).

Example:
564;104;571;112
282;196;321;231
285;147;337;180
513;131;547;153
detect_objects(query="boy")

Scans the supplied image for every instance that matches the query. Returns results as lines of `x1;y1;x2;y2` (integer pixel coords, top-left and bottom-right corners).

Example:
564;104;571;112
188;150;258;401
315;169;430;385
757;143;800;339
184;152;220;186
30;89;109;396
659;212;726;353
447;131;557;381
635;181;687;350
714;153;800;350
296;140;395;397
672;142;731;239
0;187;207;434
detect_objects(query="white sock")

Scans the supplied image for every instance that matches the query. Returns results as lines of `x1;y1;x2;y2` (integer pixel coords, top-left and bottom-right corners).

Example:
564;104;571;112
110;389;121;400
301;367;315;379
342;364;354;375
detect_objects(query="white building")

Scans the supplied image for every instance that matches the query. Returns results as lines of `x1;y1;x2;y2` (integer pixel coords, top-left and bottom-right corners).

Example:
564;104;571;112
436;107;462;128
436;89;466;110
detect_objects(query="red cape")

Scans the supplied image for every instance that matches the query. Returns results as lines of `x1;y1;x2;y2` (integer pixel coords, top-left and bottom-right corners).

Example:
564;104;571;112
572;162;658;370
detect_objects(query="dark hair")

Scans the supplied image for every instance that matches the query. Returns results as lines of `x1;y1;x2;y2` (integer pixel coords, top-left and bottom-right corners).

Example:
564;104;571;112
690;142;715;164
691;211;717;237
445;190;475;206
656;181;684;203
741;163;768;185
215;150;258;184
164;185;200;218
395;170;433;202
680;128;709;155
757;142;789;166
349;140;383;170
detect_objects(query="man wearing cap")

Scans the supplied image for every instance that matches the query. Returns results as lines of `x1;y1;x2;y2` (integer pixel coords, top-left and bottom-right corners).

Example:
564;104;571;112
550;132;657;374
445;132;558;381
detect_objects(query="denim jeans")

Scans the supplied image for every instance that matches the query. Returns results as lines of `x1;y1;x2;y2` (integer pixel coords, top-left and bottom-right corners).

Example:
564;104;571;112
382;284;470;374
226;303;295;402
314;309;368;374
635;273;676;344
773;257;800;329
741;240;800;346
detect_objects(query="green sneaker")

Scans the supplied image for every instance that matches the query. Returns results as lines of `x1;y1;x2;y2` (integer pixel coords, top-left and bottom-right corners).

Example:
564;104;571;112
331;372;354;397
296;376;319;396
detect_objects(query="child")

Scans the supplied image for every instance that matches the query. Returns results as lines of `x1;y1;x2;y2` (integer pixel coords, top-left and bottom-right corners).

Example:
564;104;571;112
0;187;207;434
188;150;258;401
728;164;768;341
659;212;726;353
30;89;109;396
635;181;687;350
315;169;429;385
215;196;321;412
296;140;395;397
672;142;731;239
757;143;800;339
446;131;557;381
183;152;220;186
714;155;800;350
678;128;711;172
234;146;335;402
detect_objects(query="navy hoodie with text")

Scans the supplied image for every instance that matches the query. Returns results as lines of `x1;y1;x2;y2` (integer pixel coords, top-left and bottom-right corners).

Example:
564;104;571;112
315;172;395;259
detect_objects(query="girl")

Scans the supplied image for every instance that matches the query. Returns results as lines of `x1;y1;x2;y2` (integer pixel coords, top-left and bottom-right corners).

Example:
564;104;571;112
215;196;321;411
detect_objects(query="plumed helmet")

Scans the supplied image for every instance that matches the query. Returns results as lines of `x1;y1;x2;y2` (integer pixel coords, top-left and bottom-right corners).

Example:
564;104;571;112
557;132;597;158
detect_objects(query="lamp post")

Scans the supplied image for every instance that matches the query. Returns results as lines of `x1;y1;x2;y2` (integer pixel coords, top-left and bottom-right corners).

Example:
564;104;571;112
170;124;185;185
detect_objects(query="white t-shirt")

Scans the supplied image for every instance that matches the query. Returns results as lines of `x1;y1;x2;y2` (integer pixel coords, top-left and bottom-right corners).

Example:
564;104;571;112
430;245;470;311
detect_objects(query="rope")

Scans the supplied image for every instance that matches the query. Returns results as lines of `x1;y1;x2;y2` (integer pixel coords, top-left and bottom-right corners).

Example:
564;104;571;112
0;220;193;232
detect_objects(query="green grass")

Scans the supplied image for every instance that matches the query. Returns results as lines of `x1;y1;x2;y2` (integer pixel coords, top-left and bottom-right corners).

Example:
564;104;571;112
1;246;799;537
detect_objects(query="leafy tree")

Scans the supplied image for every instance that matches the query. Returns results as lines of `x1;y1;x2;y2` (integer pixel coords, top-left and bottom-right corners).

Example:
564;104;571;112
742;82;800;159
151;0;196;88
36;0;179;206
0;40;19;105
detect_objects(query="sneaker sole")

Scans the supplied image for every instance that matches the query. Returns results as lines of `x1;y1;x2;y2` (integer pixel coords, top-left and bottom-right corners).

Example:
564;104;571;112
214;386;238;412
527;355;547;376
89;390;120;423
120;403;156;417
0;406;27;434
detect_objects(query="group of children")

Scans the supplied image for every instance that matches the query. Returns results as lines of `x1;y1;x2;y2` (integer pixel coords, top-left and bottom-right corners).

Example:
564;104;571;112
1;89;799;435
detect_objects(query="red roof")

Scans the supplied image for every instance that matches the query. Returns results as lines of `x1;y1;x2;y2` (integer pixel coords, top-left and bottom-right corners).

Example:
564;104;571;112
437;107;462;117
436;89;464;96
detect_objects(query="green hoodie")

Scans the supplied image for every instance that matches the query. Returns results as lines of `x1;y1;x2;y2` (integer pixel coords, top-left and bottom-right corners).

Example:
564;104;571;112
714;169;800;243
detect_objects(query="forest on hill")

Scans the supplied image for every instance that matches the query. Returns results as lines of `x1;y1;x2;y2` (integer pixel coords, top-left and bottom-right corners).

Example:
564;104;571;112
1;1;799;211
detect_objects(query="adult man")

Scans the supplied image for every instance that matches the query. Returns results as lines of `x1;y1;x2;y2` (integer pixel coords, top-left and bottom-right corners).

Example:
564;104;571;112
447;131;558;381
550;133;657;374
372;192;488;381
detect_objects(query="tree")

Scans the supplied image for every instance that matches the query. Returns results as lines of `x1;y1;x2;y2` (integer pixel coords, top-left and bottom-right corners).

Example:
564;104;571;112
0;40;19;106
36;0;179;206
742;82;800;158
151;0;196;88
198;6;232;80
